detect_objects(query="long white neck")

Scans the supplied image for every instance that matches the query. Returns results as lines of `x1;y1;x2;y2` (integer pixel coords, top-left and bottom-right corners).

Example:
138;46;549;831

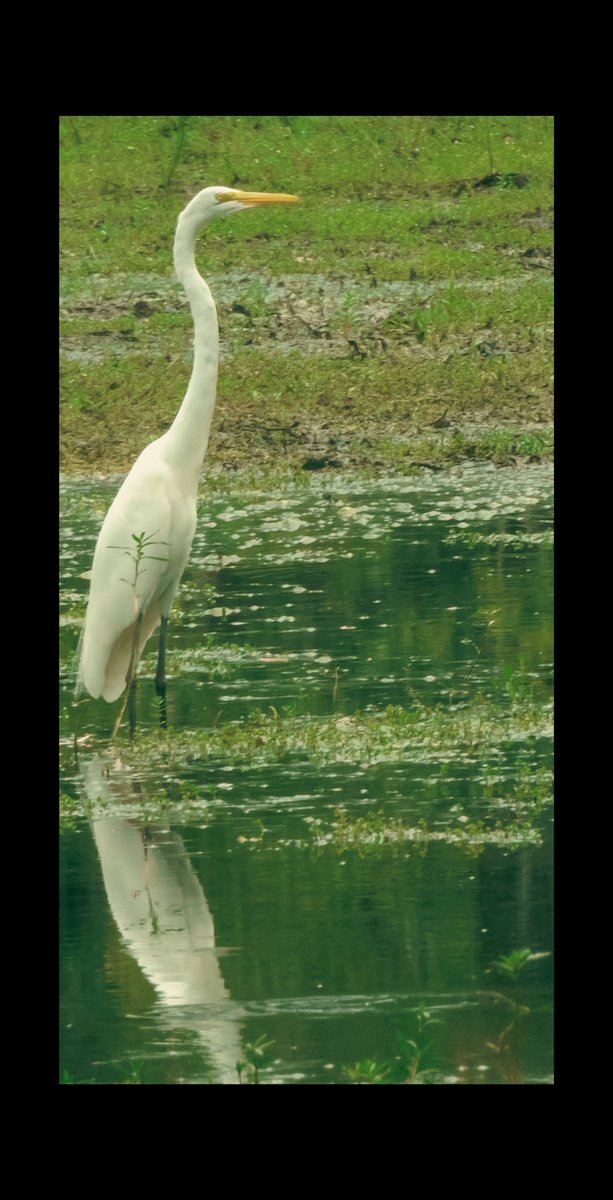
166;207;219;472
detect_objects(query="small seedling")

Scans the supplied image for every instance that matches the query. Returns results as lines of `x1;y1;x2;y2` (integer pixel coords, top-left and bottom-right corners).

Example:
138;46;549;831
345;1005;446;1085
345;1058;392;1084
236;1035;276;1084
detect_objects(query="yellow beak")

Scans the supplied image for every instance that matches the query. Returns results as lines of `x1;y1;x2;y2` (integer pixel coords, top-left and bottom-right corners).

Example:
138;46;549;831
218;190;301;205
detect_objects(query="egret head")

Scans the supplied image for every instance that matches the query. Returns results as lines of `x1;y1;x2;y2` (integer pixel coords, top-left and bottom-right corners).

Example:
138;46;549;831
183;185;300;226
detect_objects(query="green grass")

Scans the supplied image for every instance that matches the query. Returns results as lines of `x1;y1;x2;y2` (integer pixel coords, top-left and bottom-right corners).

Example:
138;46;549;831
60;116;553;278
60;116;553;475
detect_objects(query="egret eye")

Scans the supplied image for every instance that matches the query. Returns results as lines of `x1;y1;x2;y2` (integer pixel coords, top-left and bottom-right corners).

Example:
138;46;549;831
215;191;236;203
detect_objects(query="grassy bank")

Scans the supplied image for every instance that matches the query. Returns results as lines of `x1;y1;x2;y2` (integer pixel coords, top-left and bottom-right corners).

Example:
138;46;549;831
60;116;553;477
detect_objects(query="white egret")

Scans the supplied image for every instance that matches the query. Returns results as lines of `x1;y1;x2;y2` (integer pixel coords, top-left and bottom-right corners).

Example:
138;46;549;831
77;185;300;733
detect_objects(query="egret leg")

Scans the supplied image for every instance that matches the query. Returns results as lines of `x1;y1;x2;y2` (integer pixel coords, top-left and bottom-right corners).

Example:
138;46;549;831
113;610;143;740
155;616;169;729
128;611;144;739
128;674;138;738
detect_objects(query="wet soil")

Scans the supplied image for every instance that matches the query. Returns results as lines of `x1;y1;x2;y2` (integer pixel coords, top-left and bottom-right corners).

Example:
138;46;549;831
61;267;553;477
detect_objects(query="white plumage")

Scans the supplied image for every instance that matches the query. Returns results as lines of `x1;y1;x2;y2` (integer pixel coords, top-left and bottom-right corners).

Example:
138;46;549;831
77;185;299;726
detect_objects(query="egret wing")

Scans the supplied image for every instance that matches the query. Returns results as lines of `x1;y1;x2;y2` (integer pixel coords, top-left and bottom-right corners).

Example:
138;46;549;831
79;460;176;700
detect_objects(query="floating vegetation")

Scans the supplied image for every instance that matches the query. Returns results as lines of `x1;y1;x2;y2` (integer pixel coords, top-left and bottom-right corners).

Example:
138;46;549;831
302;803;546;857
171;637;260;678
444;529;554;549
64;697;553;853
117;697;553;773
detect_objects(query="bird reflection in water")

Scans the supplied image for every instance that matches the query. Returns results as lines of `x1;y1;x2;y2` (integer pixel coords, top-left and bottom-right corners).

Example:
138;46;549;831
81;754;244;1083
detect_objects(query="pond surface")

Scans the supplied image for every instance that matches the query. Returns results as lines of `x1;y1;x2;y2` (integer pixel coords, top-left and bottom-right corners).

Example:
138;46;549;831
60;464;553;1085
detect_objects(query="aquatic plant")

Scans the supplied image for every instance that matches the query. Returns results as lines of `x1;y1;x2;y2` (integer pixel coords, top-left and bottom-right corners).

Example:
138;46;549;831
118;695;553;770
344;952;551;1085
236;1035;276;1084
304;803;545;858
346;1006;446;1084
477;949;552;1083
345;1058;393;1084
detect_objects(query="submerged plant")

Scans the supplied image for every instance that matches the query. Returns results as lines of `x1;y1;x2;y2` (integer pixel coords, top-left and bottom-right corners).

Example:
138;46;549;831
489;947;550;982
236;1035;276;1084
345;1006;446;1085
478;948;552;1083
390;1007;446;1083
345;1058;393;1084
501;659;535;705
121;1060;146;1084
344;955;552;1085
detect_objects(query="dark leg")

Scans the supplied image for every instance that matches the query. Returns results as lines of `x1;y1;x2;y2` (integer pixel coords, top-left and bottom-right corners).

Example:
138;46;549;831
128;611;144;740
155;616;169;729
113;610;143;740
128;674;138;739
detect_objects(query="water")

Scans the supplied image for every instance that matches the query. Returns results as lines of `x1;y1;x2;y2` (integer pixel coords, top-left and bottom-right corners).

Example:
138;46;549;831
60;464;553;1084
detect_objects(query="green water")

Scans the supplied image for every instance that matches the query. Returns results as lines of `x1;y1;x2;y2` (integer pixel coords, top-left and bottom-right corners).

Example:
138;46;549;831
60;465;553;1085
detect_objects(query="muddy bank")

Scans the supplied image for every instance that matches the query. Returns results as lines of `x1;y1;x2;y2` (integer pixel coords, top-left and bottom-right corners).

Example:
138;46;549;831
61;267;552;363
61;269;553;477
62;402;553;481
